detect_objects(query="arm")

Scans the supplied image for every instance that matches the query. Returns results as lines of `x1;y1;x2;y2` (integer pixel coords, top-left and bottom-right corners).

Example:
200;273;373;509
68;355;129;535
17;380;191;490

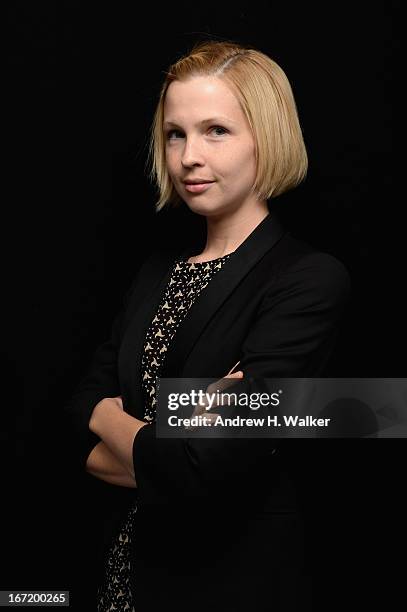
233;252;351;378
131;253;351;506
88;398;148;479
62;260;150;472
85;440;137;488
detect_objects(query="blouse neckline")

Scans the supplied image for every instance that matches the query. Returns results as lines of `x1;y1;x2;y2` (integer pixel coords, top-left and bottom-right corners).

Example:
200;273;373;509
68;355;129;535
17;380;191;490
176;252;234;266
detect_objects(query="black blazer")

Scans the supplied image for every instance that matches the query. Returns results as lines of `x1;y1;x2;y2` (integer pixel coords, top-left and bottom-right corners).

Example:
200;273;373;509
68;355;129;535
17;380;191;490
64;212;351;611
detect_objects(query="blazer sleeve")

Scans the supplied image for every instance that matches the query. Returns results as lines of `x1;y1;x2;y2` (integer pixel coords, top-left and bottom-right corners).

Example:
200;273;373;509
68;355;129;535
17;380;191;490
132;252;351;506
62;263;148;472
237;251;351;377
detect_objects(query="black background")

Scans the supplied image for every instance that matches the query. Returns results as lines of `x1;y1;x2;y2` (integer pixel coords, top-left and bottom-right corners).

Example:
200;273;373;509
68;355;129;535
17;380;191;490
3;2;403;610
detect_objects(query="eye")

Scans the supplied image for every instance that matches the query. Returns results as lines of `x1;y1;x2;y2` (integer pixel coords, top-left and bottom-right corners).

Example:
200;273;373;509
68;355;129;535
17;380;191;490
165;126;229;140
210;126;228;136
166;129;182;140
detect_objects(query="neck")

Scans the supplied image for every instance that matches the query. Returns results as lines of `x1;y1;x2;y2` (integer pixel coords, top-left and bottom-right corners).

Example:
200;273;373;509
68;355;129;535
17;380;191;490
200;200;270;258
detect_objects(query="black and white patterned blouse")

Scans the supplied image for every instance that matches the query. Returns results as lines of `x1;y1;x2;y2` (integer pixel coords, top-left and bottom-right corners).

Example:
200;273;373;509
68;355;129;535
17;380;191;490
96;252;233;612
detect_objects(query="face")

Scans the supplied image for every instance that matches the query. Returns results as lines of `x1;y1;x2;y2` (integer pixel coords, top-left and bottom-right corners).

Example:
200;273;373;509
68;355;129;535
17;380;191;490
163;76;258;217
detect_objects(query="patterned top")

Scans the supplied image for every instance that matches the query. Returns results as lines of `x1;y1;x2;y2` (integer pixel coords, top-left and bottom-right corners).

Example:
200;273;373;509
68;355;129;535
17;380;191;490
141;254;232;422
96;251;233;612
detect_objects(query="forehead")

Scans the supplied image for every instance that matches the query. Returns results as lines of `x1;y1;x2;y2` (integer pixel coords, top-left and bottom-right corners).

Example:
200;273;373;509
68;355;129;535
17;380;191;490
164;76;243;122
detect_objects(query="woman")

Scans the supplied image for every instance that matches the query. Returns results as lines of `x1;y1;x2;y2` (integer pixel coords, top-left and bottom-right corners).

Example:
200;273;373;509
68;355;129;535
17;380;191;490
64;40;350;611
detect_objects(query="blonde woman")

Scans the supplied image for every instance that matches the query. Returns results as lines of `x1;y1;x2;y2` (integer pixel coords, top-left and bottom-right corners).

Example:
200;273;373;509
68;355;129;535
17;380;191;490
65;40;350;611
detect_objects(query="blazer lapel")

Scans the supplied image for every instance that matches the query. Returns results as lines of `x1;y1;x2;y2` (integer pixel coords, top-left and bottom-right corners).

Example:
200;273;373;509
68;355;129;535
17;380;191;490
161;212;286;376
119;212;286;419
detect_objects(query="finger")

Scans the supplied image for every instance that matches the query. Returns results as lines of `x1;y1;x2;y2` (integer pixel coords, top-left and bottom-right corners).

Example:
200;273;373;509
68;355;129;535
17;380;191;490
225;371;244;379
226;361;241;376
205;374;244;412
207;371;244;395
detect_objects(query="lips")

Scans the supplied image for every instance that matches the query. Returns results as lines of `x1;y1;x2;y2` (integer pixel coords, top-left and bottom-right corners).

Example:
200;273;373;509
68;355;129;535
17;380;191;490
183;179;214;184
184;182;214;194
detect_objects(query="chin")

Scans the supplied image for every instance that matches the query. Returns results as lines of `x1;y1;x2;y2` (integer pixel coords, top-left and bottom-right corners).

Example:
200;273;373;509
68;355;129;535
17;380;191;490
191;206;237;222
185;200;225;216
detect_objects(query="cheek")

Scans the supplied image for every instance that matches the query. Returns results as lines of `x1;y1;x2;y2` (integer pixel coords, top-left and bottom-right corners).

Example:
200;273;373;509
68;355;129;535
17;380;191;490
165;148;178;175
226;148;256;181
165;146;172;164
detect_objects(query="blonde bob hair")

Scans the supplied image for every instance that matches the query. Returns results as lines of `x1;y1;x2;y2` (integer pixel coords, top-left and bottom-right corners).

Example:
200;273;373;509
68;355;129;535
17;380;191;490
146;40;308;212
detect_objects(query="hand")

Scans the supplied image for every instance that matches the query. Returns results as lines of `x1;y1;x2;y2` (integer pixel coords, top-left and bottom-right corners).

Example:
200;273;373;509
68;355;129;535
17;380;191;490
89;396;123;433
186;367;244;430
105;396;124;411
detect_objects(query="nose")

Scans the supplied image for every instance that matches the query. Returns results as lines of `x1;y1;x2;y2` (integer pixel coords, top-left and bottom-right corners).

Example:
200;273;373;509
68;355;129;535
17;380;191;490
181;136;204;168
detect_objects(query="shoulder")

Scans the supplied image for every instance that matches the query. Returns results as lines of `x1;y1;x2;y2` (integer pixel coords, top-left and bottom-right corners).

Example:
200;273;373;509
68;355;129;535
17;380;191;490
284;250;351;291
263;234;351;311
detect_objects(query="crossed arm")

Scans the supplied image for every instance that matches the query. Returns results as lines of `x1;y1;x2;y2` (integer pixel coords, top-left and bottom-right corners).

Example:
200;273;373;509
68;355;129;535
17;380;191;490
85;398;148;488
86;440;137;488
78;252;350;496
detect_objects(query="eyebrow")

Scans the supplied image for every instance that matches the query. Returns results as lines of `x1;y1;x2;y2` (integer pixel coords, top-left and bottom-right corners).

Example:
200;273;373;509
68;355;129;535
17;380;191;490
163;116;237;128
